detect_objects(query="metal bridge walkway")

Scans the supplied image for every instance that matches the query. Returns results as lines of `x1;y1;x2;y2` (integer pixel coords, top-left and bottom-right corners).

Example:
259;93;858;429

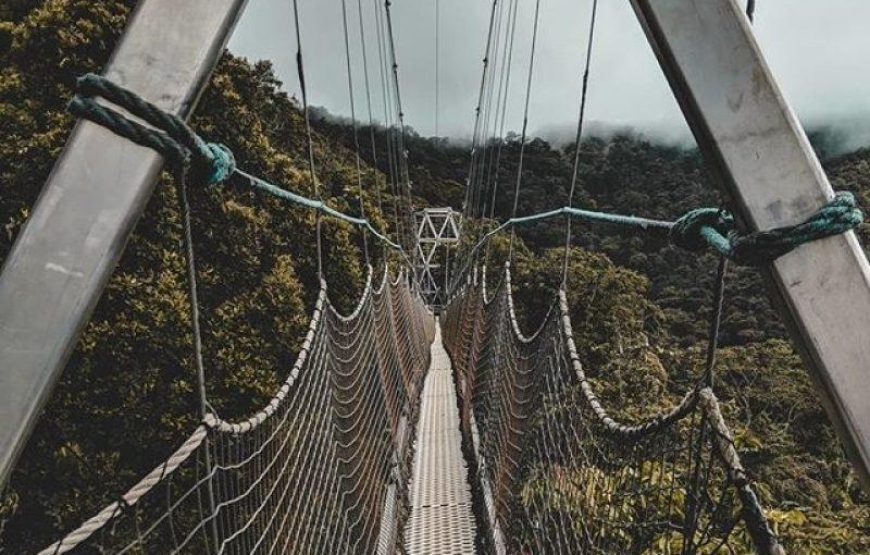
404;322;477;554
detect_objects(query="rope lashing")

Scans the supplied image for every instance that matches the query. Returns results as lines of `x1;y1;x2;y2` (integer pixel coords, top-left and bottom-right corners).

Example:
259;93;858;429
67;73;408;258
68;73;236;185
448;194;862;294
69;75;230;540
671;192;863;265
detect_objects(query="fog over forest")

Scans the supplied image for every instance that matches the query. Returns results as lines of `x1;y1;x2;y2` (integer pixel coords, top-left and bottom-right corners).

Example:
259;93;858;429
231;0;870;150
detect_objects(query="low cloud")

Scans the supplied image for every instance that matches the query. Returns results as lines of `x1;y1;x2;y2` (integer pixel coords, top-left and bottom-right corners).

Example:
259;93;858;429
230;0;869;154
536;115;870;158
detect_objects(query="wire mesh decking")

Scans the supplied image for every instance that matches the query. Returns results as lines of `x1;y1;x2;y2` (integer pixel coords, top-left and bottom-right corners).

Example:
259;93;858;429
404;323;477;554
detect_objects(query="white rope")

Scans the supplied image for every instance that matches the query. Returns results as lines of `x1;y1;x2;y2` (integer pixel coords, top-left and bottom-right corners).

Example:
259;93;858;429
440;264;784;554
38;267;435;555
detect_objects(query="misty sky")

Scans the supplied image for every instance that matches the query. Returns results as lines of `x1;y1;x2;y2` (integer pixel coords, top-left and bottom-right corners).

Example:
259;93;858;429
229;0;869;146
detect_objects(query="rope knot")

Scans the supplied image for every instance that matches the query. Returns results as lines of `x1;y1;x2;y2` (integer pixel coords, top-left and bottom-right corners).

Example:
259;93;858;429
671;193;863;265
804;191;862;230
195;142;236;186
670;208;734;252
69;73;236;186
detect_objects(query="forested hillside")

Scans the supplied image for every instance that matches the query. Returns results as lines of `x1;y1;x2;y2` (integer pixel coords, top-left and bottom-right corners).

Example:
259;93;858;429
1;1;869;553
0;1;402;551
316;114;870;552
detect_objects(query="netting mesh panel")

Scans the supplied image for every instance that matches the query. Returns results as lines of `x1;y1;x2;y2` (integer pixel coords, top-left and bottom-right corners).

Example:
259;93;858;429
442;266;784;555
40;269;435;555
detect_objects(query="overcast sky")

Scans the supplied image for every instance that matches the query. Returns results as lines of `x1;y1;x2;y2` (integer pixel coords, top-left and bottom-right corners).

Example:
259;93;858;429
229;0;870;147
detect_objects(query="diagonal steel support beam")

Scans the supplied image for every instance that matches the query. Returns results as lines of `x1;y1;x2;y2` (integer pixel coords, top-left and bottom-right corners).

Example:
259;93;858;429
0;0;249;490
631;0;870;489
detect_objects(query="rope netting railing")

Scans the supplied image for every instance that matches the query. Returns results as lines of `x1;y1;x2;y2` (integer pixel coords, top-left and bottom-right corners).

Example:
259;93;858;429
37;6;440;546
442;264;786;555
38;267;435;555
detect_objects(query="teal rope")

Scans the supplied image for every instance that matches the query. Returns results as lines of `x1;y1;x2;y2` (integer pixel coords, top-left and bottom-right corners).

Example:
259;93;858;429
518;206;673;231
69;75;861;273
233;169;403;252
67;74;404;257
449;194;862;294
671;192;863;265
70;74;235;185
449;206;673;293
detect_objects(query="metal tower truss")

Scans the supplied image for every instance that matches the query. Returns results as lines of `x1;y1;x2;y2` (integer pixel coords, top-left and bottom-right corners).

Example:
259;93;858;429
414;208;461;307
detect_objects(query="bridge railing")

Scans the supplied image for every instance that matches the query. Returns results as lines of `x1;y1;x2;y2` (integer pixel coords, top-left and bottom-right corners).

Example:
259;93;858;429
38;267;434;555
442;264;785;555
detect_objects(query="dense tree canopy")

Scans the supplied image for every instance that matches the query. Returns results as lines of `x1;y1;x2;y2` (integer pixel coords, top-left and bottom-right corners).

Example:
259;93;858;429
1;1;869;553
0;1;399;550
321;97;870;554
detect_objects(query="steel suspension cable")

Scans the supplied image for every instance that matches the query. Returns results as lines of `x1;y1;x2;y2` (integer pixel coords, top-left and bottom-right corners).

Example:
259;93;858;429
463;0;499;222
383;0;415;251
703;257;728;387
372;0;405;252
450;0;501;293
485;0;519;223
291;0;324;280
507;0;542;261
176;161;222;554
561;0;599;287
473;0;503;217
475;0;508;221
481;0;520;269
434;0;440;137
355;0;383;220
340;0;371;265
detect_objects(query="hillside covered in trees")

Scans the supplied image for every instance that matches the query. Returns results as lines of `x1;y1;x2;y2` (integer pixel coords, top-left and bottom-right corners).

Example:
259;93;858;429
298;103;870;553
1;1;869;553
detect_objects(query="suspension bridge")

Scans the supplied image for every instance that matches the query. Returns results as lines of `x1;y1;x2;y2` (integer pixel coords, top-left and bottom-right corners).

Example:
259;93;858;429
1;0;869;554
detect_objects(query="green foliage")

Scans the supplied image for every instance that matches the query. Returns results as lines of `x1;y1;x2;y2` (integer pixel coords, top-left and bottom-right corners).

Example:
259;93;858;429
362;114;870;552
0;2;403;552
1;0;869;552
668;340;870;553
508;248;671;418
